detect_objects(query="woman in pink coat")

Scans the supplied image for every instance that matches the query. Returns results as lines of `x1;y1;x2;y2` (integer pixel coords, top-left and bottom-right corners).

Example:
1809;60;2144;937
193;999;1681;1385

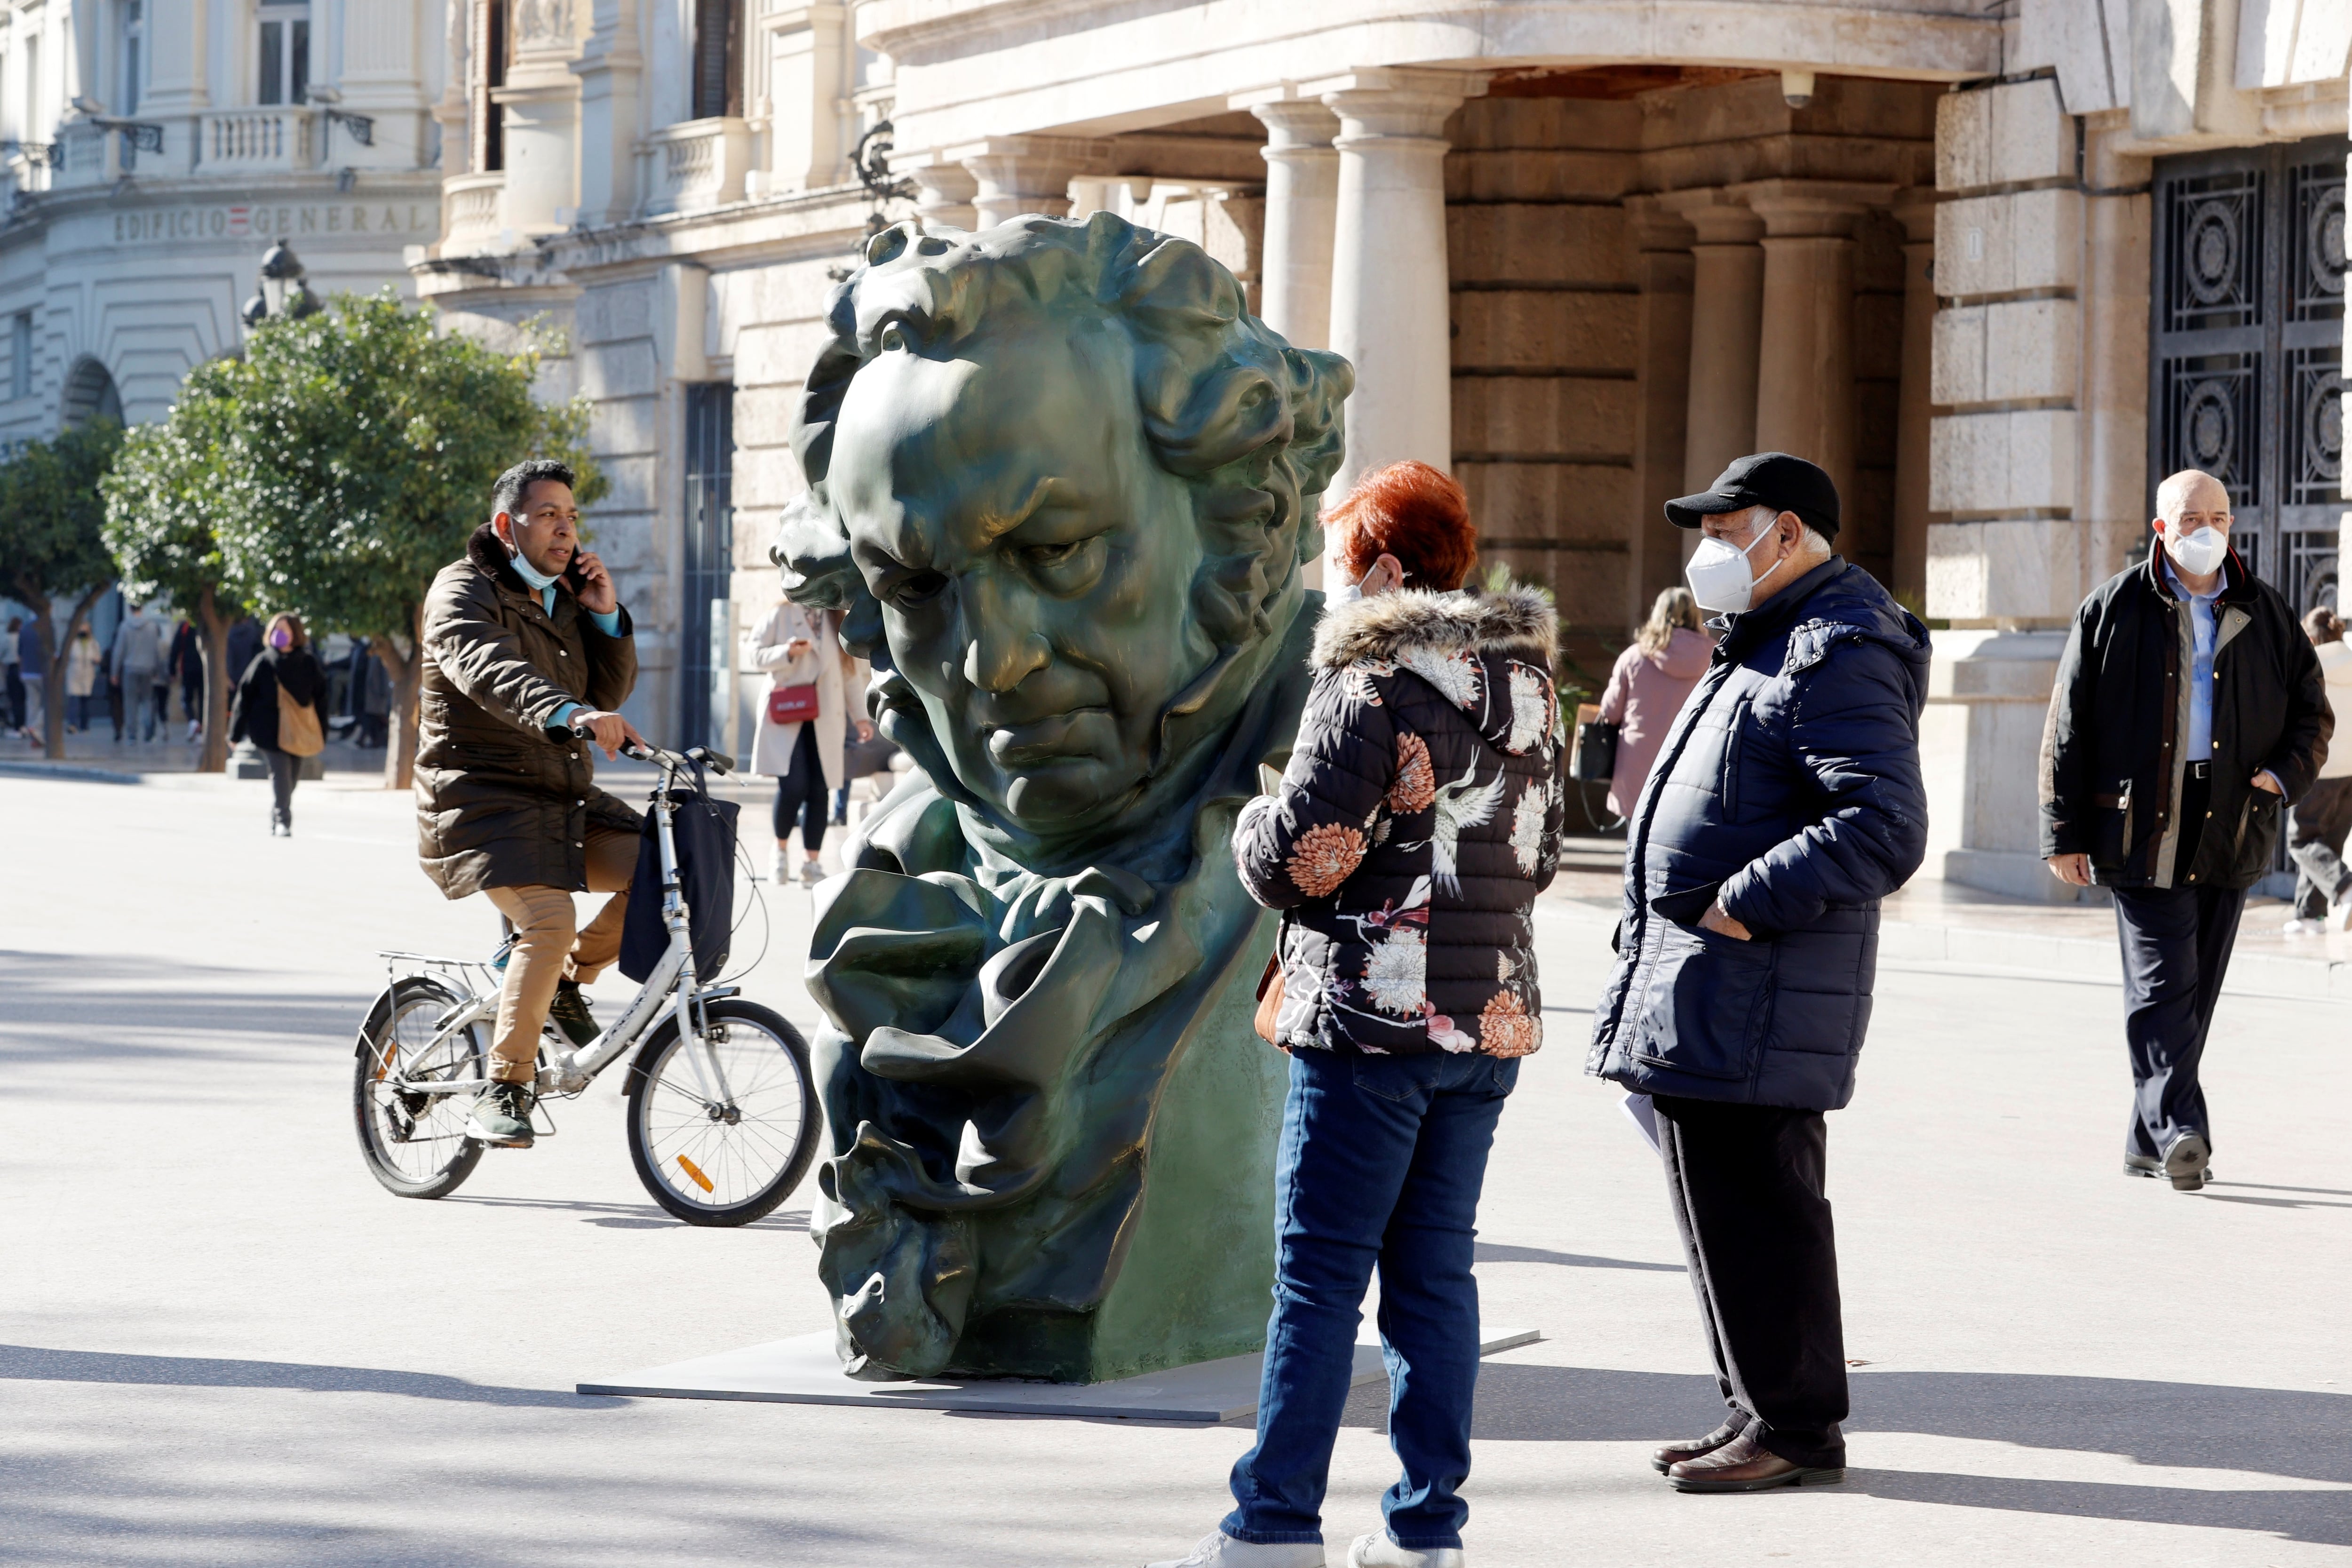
1597;587;1716;816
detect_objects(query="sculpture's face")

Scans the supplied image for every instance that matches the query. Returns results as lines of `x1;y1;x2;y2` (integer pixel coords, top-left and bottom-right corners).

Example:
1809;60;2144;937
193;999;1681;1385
829;323;1216;840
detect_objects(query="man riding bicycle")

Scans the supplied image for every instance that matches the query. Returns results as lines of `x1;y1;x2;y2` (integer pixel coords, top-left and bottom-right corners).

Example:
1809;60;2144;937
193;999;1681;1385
415;459;650;1148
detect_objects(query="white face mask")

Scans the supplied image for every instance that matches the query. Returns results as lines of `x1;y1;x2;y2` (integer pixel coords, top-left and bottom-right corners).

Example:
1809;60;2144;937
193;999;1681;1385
1326;562;1389;607
2165;524;2228;579
1685;523;1779;614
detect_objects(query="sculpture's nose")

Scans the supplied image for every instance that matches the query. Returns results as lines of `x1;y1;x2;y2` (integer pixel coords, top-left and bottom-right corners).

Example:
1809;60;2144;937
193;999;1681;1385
958;568;1052;694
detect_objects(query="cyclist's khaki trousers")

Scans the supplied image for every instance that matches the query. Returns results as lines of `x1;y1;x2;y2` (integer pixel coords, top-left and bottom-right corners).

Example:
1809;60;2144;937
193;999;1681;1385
485;827;636;1083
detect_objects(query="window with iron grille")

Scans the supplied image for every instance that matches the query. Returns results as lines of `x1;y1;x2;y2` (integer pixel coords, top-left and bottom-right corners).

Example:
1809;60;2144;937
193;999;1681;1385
681;383;735;752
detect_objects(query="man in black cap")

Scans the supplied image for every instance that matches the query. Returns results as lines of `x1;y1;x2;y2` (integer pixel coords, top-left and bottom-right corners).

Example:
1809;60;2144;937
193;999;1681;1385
1589;452;1932;1493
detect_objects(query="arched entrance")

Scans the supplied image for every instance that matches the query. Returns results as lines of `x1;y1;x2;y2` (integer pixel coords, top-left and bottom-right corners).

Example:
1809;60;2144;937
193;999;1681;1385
61;356;123;426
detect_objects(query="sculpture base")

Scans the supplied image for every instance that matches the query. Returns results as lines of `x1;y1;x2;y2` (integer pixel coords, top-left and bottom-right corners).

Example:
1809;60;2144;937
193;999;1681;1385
580;1329;1541;1424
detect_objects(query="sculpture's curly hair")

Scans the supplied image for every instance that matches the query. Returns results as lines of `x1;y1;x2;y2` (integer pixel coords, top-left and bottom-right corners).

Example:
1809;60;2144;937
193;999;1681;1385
776;211;1353;658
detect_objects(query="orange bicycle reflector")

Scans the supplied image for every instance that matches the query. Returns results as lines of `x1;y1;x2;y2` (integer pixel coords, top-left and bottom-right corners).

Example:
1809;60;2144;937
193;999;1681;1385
676;1154;715;1194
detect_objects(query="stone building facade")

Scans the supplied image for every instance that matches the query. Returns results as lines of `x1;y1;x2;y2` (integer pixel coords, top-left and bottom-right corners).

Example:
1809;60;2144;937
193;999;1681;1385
0;0;450;438
415;0;2352;900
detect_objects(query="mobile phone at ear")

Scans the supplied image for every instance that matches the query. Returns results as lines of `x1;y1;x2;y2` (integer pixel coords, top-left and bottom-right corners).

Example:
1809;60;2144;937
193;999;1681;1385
563;553;593;592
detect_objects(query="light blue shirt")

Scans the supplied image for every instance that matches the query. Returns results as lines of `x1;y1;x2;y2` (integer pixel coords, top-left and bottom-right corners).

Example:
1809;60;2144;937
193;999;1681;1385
2162;557;2220;762
544;587;623;733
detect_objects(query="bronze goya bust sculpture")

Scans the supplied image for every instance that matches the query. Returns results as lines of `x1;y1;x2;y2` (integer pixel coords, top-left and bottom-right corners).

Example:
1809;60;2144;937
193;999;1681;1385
774;212;1353;1382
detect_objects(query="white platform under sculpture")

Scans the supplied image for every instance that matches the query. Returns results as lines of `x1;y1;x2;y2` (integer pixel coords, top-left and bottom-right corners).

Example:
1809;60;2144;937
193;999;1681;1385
580;1329;1542;1423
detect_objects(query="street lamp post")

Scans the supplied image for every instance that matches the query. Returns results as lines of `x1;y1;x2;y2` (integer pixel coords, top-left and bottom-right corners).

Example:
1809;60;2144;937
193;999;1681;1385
239;240;321;331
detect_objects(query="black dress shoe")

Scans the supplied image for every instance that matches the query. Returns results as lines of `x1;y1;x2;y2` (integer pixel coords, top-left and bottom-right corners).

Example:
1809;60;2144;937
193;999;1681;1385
1668;1430;1844;1493
2162;1131;2211;1191
1652;1420;1744;1474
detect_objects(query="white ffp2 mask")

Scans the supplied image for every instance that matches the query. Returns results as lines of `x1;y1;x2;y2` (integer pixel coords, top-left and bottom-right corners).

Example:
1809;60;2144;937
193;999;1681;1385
2166;525;2228;579
1685;525;1777;614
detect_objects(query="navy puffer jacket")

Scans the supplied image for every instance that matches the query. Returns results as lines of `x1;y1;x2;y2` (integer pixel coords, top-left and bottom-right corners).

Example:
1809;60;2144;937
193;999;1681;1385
1588;559;1930;1111
1235;587;1565;1057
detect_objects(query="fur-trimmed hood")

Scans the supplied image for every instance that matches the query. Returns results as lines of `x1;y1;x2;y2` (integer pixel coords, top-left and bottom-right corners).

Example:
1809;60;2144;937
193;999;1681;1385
1312;586;1558;672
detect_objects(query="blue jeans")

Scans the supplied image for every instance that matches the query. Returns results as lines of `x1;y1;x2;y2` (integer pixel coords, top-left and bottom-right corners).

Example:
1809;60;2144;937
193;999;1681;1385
1224;1046;1518;1551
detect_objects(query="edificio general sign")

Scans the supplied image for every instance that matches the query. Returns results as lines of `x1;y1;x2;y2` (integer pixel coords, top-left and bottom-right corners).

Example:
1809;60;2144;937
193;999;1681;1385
112;203;437;245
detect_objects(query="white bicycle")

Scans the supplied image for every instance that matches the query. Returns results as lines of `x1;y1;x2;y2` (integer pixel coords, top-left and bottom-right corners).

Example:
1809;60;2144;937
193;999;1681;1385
351;743;819;1226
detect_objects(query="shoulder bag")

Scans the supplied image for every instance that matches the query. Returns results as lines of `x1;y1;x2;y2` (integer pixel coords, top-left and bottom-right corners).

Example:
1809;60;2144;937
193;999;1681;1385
1570;700;1618;783
768;684;820;725
276;680;325;757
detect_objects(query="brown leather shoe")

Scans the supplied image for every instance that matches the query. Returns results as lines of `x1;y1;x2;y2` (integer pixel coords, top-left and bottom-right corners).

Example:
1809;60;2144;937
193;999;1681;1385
1667;1430;1844;1492
1651;1420;1744;1474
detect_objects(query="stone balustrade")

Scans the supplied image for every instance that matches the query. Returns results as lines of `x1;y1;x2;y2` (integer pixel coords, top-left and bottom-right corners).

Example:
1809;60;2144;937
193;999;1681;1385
644;118;751;217
445;172;507;243
201;110;317;173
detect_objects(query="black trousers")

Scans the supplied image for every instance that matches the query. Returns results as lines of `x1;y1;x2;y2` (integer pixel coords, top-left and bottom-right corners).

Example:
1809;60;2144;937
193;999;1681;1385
265;748;301;829
2111;881;2243;1160
771;724;828;852
1652;1096;1846;1468
2286;775;2352;917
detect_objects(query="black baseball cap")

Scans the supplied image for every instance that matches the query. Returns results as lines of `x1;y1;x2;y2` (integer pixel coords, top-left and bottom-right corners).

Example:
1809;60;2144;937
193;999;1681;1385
1664;452;1840;540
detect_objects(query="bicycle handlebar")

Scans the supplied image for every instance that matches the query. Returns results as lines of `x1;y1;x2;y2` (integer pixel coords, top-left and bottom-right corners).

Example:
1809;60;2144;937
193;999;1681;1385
621;741;735;777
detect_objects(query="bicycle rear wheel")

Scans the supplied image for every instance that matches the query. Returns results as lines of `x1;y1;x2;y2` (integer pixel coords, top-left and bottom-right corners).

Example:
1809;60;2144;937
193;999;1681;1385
625;998;818;1226
354;975;488;1200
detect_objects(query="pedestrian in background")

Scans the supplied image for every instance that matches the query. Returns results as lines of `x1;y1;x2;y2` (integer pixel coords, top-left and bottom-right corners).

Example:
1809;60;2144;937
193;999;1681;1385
1156;461;1563;1568
3;616;22;733
2041;469;2329;1191
2281;605;2352;934
16;614;45;747
65;624;101;733
224;613;261;698
230;613;328;836
111;602;167;743
1589;452;1929;1494
747;587;864;887
350;637;391;749
169;617;204;739
1596;586;1715;817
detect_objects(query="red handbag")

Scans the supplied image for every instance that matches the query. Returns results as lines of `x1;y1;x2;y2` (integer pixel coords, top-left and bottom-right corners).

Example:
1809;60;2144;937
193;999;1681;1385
768;684;819;725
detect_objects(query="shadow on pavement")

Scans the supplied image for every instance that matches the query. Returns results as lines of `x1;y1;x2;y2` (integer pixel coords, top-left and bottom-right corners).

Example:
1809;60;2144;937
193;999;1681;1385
443;1195;812;1231
1472;1243;1683;1272
0;950;360;1067
1430;1363;2352;1546
0;1345;619;1410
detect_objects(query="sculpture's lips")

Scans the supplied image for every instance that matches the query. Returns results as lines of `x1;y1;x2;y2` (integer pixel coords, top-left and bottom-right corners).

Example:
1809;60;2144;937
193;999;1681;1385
985;709;1104;767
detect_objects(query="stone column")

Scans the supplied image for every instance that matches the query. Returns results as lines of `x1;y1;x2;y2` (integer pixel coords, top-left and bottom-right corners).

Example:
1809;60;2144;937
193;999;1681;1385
1892;194;1937;604
571;0;642;228
1746;181;1891;508
1308;67;1481;501
1628;199;1695;623
951;135;1111;228
1663;191;1765;497
1242;97;1340;350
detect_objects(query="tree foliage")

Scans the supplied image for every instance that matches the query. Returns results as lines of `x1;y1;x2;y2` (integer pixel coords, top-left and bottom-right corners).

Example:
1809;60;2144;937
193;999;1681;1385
101;367;245;770
206;290;602;786
1;419;126;756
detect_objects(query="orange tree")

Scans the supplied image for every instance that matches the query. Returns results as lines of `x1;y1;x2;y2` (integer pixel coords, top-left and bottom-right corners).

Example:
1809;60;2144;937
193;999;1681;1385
1;420;125;757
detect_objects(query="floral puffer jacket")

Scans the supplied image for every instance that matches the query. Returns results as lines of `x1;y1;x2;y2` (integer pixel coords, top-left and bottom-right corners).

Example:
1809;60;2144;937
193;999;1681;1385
1234;586;1565;1057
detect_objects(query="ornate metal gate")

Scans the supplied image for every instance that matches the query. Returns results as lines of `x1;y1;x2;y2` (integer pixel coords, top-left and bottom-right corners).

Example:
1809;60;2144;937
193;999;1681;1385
2150;136;2347;616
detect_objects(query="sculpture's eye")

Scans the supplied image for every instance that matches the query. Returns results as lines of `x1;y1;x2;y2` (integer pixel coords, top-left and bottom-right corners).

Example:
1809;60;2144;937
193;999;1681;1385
1023;541;1081;568
879;324;908;352
889;569;948;608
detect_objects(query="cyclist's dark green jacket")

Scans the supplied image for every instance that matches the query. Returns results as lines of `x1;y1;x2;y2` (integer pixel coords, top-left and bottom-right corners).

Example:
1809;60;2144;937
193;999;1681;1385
414;524;643;899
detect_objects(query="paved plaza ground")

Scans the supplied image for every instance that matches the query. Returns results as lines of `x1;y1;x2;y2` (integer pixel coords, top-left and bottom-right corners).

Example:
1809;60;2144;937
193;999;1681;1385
2;765;2348;1567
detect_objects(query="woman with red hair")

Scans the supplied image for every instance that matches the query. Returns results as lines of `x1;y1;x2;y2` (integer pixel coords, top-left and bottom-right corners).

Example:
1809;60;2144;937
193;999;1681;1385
1165;462;1563;1568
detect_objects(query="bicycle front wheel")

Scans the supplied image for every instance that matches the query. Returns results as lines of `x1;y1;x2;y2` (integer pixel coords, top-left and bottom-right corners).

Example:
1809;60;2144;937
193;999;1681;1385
353;975;488;1200
625;998;819;1226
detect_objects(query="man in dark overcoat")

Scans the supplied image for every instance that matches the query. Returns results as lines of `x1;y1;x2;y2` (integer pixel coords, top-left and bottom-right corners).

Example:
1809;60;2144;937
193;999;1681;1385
2041;468;2329;1190
1589;452;1930;1493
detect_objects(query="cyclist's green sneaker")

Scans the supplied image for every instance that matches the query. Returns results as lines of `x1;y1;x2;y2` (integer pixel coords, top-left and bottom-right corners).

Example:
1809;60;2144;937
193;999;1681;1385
465;1082;536;1148
547;979;601;1049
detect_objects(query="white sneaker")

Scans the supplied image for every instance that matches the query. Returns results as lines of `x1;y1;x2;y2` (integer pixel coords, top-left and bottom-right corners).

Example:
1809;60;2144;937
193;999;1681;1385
799;858;823;888
2283;915;2318;935
1347;1535;1463;1568
1147;1532;1326;1568
2330;901;2352;933
771;848;791;885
